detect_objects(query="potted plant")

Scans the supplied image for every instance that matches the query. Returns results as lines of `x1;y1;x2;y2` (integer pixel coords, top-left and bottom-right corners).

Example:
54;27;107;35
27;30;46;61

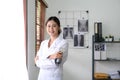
105;36;108;41
109;35;113;41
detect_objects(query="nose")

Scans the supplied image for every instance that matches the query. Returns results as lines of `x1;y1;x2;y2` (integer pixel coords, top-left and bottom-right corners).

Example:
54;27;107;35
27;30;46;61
50;26;53;30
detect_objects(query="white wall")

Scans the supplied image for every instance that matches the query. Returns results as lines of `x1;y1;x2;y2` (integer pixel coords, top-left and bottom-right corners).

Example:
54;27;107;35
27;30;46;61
27;0;39;80
44;0;120;80
27;0;120;80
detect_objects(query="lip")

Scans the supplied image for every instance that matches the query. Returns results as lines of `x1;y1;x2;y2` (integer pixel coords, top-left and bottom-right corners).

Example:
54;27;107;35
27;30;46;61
49;31;54;34
49;30;54;33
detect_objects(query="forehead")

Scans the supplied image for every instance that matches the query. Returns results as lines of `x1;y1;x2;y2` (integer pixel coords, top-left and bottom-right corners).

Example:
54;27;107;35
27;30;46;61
47;20;57;25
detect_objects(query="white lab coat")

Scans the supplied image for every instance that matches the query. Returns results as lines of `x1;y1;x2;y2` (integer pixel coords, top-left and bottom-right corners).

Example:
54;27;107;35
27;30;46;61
36;35;69;80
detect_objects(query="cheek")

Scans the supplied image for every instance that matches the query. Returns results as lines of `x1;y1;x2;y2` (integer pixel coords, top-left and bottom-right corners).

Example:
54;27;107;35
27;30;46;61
55;27;59;31
46;28;49;32
54;28;59;32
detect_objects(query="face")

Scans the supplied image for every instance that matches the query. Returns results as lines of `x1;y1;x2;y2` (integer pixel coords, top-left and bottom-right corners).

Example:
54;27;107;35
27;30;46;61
46;20;60;37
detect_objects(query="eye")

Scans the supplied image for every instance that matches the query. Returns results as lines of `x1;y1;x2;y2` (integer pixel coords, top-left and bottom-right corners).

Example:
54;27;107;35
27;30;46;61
53;25;57;27
47;25;51;27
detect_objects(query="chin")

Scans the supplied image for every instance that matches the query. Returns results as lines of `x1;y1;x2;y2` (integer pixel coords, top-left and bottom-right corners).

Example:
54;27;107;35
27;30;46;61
49;34;55;36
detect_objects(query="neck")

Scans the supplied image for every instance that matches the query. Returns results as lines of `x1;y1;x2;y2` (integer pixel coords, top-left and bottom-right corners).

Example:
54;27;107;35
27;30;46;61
50;35;59;42
48;35;59;48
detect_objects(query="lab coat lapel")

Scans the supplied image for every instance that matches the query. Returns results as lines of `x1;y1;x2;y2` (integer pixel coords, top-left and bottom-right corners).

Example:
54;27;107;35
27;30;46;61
44;35;62;58
50;35;62;49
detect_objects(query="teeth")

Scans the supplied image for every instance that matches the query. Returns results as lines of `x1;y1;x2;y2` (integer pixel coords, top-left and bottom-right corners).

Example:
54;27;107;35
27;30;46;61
50;31;54;33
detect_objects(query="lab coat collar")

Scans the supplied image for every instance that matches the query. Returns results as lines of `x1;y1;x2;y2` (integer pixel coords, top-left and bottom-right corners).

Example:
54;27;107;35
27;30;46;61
48;35;63;48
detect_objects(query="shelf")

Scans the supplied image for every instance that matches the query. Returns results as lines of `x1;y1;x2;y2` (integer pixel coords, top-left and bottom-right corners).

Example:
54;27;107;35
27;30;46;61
94;60;120;61
94;78;110;80
94;58;120;61
94;41;120;43
92;35;120;80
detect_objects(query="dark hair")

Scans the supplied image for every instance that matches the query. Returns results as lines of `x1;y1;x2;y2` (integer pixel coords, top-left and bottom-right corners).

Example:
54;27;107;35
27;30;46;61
45;16;61;35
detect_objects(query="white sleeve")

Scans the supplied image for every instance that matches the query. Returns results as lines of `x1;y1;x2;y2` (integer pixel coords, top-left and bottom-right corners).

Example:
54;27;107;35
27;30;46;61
35;41;44;68
61;40;69;64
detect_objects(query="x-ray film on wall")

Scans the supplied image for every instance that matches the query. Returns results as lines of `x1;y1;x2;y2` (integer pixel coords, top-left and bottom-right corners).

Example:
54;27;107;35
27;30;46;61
74;34;84;48
63;26;74;39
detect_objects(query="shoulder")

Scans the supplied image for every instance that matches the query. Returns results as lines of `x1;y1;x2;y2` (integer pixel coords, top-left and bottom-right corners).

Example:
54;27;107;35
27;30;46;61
62;39;68;43
59;38;69;47
57;35;68;44
40;40;48;46
41;40;47;43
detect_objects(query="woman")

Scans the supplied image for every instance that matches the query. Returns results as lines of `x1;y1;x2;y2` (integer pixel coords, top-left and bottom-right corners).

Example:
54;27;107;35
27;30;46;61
35;16;69;80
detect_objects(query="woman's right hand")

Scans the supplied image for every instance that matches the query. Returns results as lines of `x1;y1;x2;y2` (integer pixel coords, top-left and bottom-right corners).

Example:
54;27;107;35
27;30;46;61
34;56;39;64
48;51;62;59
